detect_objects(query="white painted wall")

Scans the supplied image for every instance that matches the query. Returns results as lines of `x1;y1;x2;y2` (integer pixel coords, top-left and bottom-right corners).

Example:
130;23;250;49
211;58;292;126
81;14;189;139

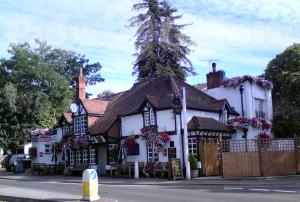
204;81;272;122
31;141;54;165
187;110;220;122
121;114;144;136
157;110;175;132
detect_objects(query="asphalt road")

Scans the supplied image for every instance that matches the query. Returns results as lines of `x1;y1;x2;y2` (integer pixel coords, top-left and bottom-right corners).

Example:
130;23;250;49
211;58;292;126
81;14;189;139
0;176;300;202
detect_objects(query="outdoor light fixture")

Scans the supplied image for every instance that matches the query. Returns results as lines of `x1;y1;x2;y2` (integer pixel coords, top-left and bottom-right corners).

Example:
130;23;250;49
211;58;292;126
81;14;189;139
172;94;182;115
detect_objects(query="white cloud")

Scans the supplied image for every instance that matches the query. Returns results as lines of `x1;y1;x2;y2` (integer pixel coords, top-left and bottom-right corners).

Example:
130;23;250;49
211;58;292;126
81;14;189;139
0;0;299;93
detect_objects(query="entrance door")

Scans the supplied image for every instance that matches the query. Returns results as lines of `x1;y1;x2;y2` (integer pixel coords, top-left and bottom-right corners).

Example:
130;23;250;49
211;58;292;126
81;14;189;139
97;145;107;175
198;139;221;176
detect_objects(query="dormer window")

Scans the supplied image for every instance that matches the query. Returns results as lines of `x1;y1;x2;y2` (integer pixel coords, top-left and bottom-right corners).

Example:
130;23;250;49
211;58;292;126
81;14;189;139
74;115;87;135
143;103;156;126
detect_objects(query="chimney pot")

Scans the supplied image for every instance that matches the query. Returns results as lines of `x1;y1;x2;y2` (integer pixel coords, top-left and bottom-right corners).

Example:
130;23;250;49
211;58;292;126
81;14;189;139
212;62;216;72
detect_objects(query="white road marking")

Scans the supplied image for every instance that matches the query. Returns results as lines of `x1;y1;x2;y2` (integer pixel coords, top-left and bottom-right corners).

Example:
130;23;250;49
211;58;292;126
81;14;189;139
249;188;270;192
224;187;244;190
273;190;297;193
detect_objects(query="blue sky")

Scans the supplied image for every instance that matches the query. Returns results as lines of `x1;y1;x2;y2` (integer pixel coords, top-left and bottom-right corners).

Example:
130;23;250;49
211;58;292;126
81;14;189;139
0;0;299;96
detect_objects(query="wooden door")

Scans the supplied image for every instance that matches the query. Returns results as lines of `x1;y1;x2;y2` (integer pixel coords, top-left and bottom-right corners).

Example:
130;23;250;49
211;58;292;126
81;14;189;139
199;139;221;176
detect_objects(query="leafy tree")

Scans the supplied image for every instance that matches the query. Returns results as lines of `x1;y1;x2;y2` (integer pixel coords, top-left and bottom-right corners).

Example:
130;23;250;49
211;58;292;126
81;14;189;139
0;39;104;150
97;90;114;98
265;43;300;138
129;0;195;81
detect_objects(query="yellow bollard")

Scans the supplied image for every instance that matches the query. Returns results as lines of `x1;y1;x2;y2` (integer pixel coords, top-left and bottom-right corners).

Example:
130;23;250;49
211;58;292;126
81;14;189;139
82;169;100;201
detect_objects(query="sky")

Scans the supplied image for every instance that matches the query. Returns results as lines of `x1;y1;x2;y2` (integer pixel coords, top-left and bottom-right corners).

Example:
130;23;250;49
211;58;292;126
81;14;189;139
0;0;299;96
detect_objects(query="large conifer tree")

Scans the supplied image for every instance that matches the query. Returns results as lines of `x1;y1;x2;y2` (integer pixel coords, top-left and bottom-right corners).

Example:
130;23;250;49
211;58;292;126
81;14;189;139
129;0;195;81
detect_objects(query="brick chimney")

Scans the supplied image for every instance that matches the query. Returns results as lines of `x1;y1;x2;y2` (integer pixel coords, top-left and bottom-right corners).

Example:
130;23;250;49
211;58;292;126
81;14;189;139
75;66;86;101
206;63;225;89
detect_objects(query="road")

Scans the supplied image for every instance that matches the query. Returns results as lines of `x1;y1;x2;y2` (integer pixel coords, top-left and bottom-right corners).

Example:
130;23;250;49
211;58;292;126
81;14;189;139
0;175;300;202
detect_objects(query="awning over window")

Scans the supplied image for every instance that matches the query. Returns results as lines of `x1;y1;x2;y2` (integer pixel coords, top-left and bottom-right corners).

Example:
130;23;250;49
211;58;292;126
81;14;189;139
90;135;106;144
187;116;234;138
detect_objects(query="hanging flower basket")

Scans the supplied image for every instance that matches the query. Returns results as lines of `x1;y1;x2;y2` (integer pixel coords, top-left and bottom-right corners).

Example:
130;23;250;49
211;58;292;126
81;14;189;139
222;75;272;90
227;117;271;131
121;135;138;155
140;126;170;151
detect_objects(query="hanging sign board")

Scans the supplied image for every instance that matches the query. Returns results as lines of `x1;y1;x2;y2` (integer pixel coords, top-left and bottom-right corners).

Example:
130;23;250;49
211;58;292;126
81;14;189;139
168;148;176;160
169;158;183;180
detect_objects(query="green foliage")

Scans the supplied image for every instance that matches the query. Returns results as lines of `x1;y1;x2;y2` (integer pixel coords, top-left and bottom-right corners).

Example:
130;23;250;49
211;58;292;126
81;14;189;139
97;90;114;98
129;0;195;81
0;39;104;150
188;154;197;170
265;43;300;137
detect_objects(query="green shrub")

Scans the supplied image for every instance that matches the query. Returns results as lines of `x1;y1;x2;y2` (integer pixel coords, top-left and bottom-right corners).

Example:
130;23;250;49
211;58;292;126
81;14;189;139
188;154;197;170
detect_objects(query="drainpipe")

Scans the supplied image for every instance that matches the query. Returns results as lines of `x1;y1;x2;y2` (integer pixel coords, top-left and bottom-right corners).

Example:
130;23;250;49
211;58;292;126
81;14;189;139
239;85;248;151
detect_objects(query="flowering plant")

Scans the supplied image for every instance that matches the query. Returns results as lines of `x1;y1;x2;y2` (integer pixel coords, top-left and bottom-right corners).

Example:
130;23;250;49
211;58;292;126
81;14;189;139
153;132;170;151
121;135;137;155
249;117;271;130
258;131;272;139
143;162;154;175
140;126;170;151
140;126;158;143
222;75;272;90
227;117;271;130
31;128;51;136
226;117;249;130
66;135;88;149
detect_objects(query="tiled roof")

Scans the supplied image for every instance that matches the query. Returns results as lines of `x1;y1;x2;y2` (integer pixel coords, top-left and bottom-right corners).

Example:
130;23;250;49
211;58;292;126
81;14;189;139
63;112;73;124
89;75;234;135
187;116;234;133
82;100;109;115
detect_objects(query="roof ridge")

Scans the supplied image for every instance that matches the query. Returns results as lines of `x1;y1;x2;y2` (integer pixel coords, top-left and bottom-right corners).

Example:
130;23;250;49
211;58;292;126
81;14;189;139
168;75;180;95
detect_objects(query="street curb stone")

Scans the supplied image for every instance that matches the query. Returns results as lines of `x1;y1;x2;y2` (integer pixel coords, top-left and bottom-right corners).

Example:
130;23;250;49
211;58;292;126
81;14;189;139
0;195;117;202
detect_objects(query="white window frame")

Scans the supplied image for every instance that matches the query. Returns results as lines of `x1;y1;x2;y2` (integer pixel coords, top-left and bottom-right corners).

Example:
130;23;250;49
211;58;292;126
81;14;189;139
70;151;75;165
188;138;197;156
83;148;89;164
89;147;96;164
76;149;81;164
143;103;156;127
108;144;118;164
74;116;87;135
147;143;158;162
255;98;266;118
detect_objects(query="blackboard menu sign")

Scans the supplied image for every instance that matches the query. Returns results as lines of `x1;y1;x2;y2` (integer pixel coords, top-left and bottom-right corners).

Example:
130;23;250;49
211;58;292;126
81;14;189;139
168;148;176;160
169;158;183;180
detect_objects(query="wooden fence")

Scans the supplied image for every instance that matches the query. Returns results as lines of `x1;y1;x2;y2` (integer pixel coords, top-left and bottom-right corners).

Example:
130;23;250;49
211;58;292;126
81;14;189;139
222;138;298;177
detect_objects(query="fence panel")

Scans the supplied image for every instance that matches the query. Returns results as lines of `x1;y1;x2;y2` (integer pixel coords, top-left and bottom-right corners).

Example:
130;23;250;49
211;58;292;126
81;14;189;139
259;138;296;176
222;152;260;177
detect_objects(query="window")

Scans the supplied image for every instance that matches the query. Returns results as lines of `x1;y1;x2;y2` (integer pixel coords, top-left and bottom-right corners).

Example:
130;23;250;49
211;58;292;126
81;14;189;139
74;116;87;135
44;144;50;153
255;98;266;118
76;149;82;164
62;123;69;136
108;144;118;164
220;110;228;123
83;149;89;164
148;143;158;162
89;147;96;164
70;151;75;165
143;103;156;126
188;138;197;156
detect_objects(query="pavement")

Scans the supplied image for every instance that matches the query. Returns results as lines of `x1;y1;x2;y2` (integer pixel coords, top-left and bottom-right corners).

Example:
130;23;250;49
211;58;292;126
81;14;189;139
0;169;300;202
